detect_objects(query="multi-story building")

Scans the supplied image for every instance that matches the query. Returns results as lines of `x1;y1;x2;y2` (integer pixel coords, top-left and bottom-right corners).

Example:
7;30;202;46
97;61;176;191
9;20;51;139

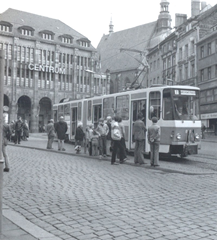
0;8;109;132
197;27;217;134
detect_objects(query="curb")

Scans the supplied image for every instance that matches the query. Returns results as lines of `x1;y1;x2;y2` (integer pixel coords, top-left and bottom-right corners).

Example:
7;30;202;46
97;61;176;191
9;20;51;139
2;205;61;240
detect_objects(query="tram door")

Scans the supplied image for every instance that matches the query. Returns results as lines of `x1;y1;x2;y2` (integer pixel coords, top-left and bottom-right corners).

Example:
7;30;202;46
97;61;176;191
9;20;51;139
130;99;147;150
71;107;77;140
93;104;102;128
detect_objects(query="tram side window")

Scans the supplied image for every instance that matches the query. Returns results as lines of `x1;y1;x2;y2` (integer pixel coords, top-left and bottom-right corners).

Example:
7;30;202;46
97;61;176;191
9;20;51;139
149;91;161;120
88;100;91;121
64;104;70;122
58;105;64;119
116;95;129;120
103;97;114;119
78;102;82;121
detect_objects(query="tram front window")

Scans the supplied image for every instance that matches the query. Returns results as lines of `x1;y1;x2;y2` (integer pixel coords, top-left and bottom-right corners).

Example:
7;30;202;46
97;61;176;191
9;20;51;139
163;89;200;120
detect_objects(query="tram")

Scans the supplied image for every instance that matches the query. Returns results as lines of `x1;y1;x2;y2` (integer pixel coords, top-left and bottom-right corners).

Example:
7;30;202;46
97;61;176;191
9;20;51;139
53;85;201;157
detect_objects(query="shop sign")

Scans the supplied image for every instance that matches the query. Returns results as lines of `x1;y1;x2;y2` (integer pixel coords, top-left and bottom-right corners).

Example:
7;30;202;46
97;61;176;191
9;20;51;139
28;63;66;74
201;112;217;119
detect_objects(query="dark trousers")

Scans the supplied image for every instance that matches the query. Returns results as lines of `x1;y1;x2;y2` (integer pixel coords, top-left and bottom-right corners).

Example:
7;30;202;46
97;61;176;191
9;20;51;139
117;138;127;159
15;130;22;143
99;136;107;156
88;141;92;156
111;140;125;163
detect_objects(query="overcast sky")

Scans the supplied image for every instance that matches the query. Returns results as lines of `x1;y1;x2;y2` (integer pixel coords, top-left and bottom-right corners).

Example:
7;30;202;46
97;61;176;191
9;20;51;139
1;0;217;48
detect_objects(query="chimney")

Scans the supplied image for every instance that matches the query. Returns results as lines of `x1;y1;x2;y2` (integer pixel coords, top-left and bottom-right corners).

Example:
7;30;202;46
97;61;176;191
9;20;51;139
175;14;187;27
201;1;207;10
191;0;200;17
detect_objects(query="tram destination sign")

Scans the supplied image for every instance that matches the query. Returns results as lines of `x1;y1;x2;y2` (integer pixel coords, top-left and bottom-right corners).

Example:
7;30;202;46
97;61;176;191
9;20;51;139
28;63;66;74
174;90;196;96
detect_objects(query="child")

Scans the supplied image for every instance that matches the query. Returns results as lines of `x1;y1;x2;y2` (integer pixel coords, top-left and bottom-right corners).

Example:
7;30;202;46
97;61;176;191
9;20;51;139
75;122;85;154
91;130;99;156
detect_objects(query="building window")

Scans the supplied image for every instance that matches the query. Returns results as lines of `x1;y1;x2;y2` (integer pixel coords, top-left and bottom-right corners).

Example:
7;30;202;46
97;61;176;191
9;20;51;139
208;43;211;55
191;40;195;54
179;47;182;60
185;44;188;58
206;89;213;102
185;64;188;80
216;65;217;78
167;57;171;68
208;67;211;80
0;24;11;32
21;28;33;36
172;55;176;66
179;67;182;81
163;60;166;70
201;69;204;82
62;37;72;44
201;46;204;58
191;62;195;78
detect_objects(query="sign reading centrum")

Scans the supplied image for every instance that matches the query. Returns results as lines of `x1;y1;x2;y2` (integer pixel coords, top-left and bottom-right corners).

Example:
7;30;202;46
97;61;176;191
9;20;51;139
28;63;66;74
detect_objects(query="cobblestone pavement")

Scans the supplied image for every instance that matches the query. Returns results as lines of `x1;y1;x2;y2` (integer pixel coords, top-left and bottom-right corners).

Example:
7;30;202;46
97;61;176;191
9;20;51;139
3;146;217;240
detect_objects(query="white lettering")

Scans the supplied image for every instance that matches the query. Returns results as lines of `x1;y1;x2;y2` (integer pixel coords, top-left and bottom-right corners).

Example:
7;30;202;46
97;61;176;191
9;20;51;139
49;66;54;73
39;65;45;72
28;64;65;74
34;64;39;71
28;63;34;70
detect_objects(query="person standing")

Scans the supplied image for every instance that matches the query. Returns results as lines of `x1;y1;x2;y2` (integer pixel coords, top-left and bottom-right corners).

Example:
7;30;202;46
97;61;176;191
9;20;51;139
133;112;147;165
14;116;23;144
22;120;29;141
2;114;11;172
75;122;85;153
106;116;112;156
148;117;161;167
55;116;68;151
111;117;125;165
95;118;109;159
201;123;206;139
117;117;127;162
46;119;55;149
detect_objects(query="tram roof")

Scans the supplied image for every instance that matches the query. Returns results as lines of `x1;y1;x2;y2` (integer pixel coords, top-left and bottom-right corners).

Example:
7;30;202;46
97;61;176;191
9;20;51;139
54;85;200;106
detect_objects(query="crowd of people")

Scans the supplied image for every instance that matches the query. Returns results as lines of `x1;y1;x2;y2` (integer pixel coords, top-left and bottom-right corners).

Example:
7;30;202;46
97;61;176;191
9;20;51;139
46;114;161;166
1;115;30;172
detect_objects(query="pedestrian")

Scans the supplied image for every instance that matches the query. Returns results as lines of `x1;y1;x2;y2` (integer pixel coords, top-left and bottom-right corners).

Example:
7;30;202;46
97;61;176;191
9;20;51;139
148;117;161;167
55;116;68;151
75;121;85;153
117;117;127;161
95;118;109;159
86;123;94;156
133;112;147;165
106;116;112;156
91;129;99;156
14;116;23;144
22;120;29;141
201;123;206;139
9;120;15;142
111;116;125;165
2;113;12;172
46;119;55;149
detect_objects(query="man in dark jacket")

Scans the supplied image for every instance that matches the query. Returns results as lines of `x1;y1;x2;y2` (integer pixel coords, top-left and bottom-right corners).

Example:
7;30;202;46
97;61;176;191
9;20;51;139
55;116;68;151
14;116;23;144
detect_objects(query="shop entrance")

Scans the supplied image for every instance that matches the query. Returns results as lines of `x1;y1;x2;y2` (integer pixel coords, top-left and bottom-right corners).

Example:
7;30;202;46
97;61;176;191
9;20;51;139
17;95;31;123
39;97;52;131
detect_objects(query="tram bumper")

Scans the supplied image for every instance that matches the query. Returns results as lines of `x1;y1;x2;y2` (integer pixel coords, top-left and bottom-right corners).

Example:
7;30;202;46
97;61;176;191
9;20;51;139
170;142;198;156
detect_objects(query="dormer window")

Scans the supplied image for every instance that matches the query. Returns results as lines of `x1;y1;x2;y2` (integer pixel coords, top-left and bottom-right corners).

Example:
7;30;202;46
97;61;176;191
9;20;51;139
0;21;12;32
77;38;90;47
40;30;54;40
19;26;34;36
60;34;73;44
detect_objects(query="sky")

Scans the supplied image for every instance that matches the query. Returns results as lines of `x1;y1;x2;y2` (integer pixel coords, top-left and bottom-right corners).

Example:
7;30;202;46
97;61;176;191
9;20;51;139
1;0;217;48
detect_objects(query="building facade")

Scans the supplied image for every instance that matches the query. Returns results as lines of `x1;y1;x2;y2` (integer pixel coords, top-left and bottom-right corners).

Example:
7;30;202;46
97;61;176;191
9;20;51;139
197;28;217;134
0;8;109;132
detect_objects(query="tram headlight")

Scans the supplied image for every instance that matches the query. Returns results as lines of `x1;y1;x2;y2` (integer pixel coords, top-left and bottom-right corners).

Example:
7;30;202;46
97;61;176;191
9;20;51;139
195;133;200;140
176;133;181;140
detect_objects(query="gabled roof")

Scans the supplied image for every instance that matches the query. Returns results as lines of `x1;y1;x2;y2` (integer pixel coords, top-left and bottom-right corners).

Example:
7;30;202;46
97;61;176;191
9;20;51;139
0;8;95;51
97;21;157;73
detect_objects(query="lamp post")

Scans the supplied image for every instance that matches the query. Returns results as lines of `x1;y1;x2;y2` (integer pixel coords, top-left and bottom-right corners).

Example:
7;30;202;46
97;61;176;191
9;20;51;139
0;49;5;235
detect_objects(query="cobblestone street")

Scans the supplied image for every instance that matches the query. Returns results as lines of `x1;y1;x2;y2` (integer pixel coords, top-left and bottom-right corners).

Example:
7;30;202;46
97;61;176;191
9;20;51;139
2;145;217;240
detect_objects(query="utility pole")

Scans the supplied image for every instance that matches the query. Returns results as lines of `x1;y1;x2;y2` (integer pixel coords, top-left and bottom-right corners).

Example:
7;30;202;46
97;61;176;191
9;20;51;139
0;49;5;235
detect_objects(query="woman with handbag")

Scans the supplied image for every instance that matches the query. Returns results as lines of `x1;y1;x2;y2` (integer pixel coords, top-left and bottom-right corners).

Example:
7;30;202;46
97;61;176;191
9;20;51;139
111;116;125;165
